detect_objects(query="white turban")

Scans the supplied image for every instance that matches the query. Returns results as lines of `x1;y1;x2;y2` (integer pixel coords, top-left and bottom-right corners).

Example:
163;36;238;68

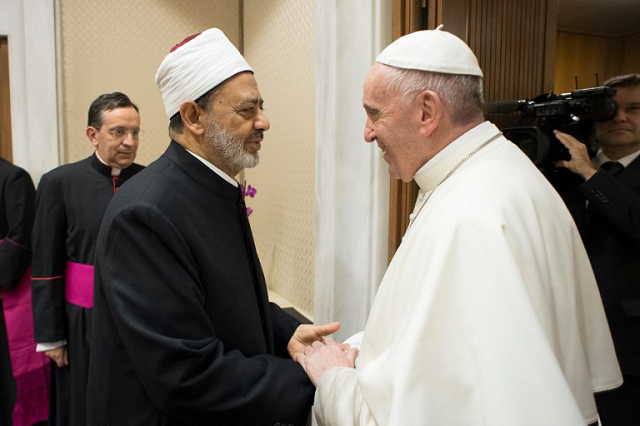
155;28;253;119
376;26;483;77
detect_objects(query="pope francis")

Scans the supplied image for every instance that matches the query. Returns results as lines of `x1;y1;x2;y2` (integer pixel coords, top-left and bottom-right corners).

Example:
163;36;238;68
296;27;623;426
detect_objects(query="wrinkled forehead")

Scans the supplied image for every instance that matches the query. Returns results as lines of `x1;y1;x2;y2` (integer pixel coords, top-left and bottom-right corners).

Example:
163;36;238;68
364;63;389;88
363;64;399;104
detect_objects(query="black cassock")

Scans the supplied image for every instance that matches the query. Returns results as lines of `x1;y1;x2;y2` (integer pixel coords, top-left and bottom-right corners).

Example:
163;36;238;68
87;141;314;426
0;157;36;425
0;158;35;290
31;154;143;426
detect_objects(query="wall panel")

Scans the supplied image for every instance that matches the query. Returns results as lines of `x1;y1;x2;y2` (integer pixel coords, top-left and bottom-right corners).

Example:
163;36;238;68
465;0;556;109
554;31;623;92
554;30;639;93
0;37;11;161
621;32;640;75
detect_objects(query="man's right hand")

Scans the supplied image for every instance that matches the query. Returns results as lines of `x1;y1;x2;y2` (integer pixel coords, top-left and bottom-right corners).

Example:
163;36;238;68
45;346;69;367
553;130;598;180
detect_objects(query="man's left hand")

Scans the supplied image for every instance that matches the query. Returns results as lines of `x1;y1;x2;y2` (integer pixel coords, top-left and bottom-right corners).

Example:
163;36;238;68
287;321;341;360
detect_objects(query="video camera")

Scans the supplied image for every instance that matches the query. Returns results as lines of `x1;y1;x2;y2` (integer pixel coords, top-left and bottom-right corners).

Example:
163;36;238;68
487;86;617;173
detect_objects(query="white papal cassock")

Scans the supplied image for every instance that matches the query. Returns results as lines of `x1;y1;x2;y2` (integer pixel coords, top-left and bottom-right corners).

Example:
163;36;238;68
314;122;622;426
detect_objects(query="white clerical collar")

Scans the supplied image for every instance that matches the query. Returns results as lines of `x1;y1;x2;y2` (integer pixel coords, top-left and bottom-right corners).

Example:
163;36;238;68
593;148;640;169
95;151;121;176
408;121;500;233
414;121;493;177
185;149;238;187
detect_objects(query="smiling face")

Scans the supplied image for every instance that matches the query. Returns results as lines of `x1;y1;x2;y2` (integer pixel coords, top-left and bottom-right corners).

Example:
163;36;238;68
595;85;640;160
86;106;140;169
362;64;424;182
203;72;270;176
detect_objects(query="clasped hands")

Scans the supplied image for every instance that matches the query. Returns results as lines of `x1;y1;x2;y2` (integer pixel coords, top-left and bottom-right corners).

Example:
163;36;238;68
287;322;358;386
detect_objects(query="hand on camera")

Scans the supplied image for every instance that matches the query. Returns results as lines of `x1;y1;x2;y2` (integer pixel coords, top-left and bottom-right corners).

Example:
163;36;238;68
553;130;598;180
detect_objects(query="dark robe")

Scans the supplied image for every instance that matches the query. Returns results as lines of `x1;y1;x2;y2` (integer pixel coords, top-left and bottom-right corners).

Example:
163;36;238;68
0;158;36;426
0;158;35;290
30;154;143;426
87;141;314;426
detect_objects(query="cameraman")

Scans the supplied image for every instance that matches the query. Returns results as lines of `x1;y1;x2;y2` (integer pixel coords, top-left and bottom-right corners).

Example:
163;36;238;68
553;73;640;425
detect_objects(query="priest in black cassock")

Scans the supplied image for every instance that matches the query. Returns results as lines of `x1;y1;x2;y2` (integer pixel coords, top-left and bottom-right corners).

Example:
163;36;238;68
31;92;144;426
87;28;339;426
1;157;49;426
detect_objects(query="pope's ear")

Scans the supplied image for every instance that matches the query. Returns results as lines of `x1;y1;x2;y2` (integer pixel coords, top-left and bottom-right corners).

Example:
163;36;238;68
180;101;205;136
418;90;442;137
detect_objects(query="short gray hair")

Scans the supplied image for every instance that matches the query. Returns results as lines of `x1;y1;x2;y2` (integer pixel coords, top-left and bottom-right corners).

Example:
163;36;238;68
384;66;485;126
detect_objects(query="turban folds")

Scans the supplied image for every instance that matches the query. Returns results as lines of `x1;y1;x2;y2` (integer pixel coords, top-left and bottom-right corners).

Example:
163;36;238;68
155;28;253;119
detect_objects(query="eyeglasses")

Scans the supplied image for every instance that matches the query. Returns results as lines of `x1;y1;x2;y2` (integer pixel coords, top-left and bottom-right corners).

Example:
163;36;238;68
107;127;143;139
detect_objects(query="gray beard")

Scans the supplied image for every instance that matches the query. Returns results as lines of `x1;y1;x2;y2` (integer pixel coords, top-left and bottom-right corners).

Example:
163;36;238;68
204;118;259;176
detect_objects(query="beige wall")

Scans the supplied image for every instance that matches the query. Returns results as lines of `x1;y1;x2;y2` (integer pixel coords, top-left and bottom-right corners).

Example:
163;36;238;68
243;0;316;317
59;0;240;165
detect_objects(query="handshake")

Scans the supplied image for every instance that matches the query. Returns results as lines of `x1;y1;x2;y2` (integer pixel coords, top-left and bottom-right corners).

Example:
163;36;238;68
288;322;359;386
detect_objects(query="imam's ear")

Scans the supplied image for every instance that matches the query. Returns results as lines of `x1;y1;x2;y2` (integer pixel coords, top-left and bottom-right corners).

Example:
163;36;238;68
180;101;205;136
418;90;443;137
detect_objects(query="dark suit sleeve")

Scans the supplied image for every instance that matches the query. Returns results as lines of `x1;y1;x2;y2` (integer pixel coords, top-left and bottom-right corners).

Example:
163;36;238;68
0;167;35;290
270;302;301;359
31;173;68;342
580;170;640;244
98;203;313;425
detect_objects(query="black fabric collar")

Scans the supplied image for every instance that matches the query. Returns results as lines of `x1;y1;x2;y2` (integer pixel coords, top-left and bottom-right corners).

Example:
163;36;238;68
164;141;239;199
89;152;140;179
90;153;112;176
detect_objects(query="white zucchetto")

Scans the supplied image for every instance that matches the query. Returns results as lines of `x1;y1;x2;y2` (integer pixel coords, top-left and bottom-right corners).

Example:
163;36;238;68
155;28;253;119
376;26;483;77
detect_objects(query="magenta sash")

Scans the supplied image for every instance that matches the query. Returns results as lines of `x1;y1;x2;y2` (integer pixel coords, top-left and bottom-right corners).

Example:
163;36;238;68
64;261;94;308
2;266;50;426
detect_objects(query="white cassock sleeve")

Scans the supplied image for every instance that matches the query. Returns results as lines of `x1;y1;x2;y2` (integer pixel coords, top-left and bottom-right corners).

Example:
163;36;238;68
314;367;373;426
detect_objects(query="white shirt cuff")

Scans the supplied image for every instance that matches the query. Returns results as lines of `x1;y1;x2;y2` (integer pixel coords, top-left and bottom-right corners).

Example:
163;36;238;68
36;340;67;352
